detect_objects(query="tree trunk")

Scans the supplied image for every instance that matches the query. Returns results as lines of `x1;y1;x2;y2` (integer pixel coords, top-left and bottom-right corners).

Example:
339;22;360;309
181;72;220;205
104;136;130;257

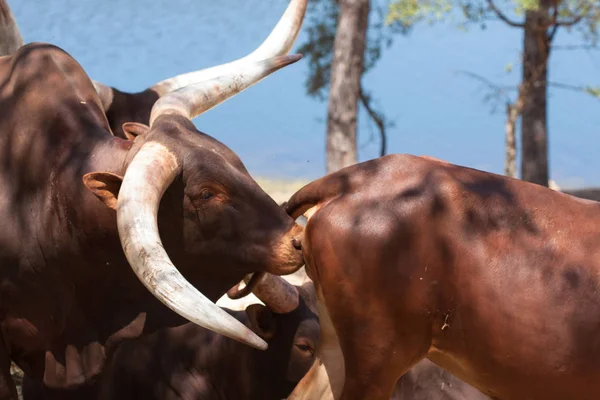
505;86;526;178
505;103;517;178
0;0;23;56
520;7;551;186
326;0;370;173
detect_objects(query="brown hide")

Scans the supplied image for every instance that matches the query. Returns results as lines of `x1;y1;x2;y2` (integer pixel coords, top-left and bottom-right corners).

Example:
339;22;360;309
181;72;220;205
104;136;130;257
22;283;319;400
286;154;600;400
103;89;159;139
0;43;302;399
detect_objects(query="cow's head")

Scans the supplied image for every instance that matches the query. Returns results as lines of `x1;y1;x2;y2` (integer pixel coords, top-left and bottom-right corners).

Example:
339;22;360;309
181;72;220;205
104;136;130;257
243;278;319;397
82;0;308;351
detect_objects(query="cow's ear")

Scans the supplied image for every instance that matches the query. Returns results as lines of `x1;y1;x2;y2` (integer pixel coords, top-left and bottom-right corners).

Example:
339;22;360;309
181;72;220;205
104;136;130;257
122;122;150;141
82;172;123;210
246;304;276;340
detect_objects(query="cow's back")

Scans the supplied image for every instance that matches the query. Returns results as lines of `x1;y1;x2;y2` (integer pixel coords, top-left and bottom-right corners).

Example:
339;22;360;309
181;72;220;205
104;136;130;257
0;43;109;205
299;154;600;399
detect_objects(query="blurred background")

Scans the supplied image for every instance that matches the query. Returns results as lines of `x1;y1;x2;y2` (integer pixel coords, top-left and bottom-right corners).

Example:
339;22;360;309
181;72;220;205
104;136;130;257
9;0;600;194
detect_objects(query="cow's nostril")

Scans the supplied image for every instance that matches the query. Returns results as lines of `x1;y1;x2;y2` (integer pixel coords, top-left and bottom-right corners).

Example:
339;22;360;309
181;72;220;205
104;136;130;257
292;237;302;250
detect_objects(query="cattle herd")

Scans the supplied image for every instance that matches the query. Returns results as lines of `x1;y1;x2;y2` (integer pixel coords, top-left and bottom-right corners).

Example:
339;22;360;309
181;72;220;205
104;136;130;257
1;1;600;399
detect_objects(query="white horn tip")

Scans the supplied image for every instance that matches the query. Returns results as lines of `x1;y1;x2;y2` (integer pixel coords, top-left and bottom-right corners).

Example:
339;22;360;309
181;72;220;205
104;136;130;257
287;53;303;63
248;335;269;350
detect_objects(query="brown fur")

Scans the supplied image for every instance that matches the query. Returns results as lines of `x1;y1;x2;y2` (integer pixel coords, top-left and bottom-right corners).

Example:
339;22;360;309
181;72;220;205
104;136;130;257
22;283;319;400
286;154;600;400
0;43;303;399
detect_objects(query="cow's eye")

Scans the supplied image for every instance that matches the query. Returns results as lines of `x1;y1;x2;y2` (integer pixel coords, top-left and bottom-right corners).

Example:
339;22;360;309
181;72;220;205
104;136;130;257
295;343;312;353
199;190;214;201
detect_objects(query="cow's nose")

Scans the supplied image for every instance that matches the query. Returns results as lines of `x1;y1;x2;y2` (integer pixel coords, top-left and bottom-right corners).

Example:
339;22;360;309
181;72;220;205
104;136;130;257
291;236;302;250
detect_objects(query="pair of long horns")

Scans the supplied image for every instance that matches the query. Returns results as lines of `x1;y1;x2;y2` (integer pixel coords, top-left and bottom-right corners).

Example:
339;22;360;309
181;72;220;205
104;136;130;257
115;0;307;351
95;0;307;127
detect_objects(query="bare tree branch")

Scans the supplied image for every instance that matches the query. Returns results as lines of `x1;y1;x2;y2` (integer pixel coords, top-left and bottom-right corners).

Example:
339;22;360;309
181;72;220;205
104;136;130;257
359;85;387;157
555;14;584;27
486;0;525;28
549;81;600;98
553;44;599;51
551;0;586;29
455;69;514;103
553;0;587;28
549;82;585;92
548;24;559;42
547;5;560;41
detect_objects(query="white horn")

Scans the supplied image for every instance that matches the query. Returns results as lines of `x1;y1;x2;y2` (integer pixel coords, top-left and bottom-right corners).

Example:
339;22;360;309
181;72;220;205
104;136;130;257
0;0;24;55
149;54;302;125
92;80;115;111
151;0;308;96
117;141;267;350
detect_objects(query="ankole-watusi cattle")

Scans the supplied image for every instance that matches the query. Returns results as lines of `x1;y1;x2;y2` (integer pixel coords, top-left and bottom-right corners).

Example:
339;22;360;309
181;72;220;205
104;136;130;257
0;0;309;398
285;154;600;400
21;267;488;400
21;277;319;400
91;0;308;140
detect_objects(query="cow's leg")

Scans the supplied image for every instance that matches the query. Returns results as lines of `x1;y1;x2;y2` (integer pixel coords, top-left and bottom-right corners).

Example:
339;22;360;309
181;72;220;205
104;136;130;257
331;293;429;400
291;201;434;400
317;237;431;399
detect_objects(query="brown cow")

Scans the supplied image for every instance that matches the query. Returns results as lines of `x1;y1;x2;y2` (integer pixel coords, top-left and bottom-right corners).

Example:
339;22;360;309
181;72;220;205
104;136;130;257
21;278;319;400
0;2;308;398
283;154;600;400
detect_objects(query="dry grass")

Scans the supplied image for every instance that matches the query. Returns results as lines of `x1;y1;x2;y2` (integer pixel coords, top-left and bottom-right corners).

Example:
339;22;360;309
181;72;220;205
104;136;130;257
254;177;310;204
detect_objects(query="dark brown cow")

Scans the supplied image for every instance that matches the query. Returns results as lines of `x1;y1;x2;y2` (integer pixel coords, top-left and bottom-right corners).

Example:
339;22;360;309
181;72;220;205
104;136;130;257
0;2;309;398
21;279;318;400
283;154;600;400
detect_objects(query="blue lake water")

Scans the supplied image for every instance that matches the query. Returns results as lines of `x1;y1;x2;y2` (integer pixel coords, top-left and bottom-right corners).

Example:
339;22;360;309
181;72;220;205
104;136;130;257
11;0;600;186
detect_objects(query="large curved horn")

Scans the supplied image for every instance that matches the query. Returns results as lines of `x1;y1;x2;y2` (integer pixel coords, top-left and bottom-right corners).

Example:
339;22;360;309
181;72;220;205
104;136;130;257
117;141;267;350
151;0;308;96
149;54;302;125
231;273;299;314
227;272;266;300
